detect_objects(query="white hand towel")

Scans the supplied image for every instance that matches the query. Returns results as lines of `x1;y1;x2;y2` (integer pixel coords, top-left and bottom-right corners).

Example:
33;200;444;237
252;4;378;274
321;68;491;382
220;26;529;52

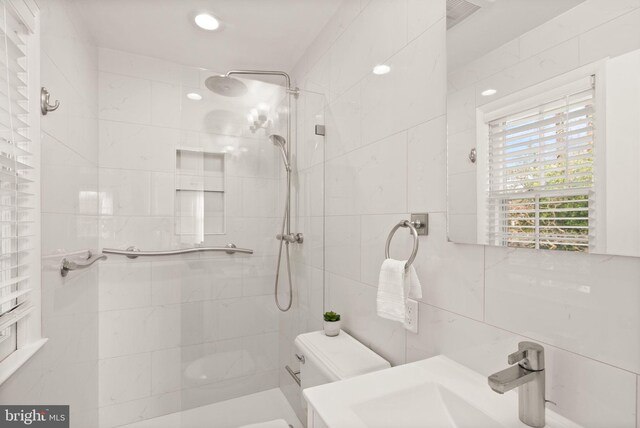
377;259;422;325
407;264;422;300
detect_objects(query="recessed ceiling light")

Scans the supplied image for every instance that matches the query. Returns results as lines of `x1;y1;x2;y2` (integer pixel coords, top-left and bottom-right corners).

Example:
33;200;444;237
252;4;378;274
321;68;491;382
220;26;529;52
194;13;219;31
481;88;497;96
373;64;391;75
186;92;202;101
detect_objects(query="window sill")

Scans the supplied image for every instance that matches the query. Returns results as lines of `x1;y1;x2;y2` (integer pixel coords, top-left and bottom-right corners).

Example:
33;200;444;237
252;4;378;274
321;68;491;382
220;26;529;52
0;338;48;386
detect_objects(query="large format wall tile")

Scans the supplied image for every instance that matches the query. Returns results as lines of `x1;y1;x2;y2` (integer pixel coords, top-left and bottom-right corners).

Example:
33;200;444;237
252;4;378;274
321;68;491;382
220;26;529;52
99;353;152;406
329;0;407;97
413;213;484;321
327;273;406;366
325;82;362;161
99;72;152;123
98;120;180;171
361;18;446;145
407;303;638;428
474;38;581;106
325;215;361;281
98;168;152;216
518;0;640;59
407;0;445;42
485;246;640;373
99;47;196;86
407;116;447;213
99;262;152;311
325;131;407;216
579;7;640;65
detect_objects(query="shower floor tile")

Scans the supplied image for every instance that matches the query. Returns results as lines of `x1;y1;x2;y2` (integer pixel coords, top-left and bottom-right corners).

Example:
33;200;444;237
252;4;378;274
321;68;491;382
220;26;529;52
121;388;302;428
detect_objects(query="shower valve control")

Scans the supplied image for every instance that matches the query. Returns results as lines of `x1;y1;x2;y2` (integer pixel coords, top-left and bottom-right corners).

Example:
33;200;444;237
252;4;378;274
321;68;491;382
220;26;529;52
276;233;304;244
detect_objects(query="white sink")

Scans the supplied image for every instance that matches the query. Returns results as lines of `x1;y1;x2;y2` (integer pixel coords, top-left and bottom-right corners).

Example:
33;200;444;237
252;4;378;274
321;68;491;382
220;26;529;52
303;356;581;428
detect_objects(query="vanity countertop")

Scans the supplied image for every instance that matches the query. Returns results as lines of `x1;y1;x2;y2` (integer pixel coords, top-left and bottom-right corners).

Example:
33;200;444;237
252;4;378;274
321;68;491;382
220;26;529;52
303;355;581;428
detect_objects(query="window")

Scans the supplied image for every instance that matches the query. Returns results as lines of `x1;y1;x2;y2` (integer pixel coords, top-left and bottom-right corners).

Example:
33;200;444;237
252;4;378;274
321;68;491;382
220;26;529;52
0;0;39;366
485;77;595;251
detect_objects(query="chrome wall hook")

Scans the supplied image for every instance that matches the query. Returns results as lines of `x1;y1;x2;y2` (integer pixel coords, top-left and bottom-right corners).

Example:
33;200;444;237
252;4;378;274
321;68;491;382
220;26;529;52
41;87;60;115
469;147;477;163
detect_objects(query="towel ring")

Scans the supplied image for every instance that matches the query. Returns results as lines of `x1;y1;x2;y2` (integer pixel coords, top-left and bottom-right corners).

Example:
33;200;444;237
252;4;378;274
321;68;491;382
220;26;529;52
385;220;419;271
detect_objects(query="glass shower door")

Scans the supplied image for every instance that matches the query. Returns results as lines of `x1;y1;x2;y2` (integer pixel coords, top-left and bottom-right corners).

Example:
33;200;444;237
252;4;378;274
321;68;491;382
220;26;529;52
174;71;289;413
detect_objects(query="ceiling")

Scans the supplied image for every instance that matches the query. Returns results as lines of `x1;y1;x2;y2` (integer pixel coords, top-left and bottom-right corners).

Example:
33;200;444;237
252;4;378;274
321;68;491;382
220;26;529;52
71;0;343;74
447;0;585;71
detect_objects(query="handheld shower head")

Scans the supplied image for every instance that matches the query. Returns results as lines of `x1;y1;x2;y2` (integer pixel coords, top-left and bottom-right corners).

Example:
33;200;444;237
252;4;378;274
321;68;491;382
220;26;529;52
269;134;286;147
268;134;290;172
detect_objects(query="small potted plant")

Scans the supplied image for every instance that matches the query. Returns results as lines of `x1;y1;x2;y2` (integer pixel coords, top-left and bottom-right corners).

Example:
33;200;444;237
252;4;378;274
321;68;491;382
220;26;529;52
323;311;341;337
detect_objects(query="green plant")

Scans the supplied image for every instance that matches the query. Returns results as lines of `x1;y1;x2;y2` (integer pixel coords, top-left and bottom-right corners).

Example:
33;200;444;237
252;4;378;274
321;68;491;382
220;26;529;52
323;311;341;322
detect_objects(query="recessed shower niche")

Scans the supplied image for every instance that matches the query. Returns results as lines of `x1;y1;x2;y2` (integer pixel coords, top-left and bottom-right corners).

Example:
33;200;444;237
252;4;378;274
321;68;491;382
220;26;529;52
175;148;225;243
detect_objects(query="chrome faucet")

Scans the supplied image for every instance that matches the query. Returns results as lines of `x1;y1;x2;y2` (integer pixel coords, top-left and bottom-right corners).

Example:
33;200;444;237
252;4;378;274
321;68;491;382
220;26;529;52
488;341;546;428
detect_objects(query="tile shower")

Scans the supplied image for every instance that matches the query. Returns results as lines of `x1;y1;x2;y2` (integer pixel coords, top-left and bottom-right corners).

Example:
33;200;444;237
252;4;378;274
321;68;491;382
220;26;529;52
96;48;295;426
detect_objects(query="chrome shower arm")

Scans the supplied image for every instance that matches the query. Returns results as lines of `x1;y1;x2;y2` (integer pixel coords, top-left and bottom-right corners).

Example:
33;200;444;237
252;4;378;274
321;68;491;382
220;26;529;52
224;70;298;94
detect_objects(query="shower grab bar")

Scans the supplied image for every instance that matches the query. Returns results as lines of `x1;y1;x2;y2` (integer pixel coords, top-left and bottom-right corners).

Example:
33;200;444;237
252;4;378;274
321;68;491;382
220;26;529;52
60;251;107;277
103;243;253;259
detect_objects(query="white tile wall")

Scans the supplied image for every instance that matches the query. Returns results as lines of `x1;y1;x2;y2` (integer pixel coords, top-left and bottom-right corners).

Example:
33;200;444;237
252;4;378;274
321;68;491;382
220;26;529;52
485;246;640;374
2;2;637;428
407;116;447;213
406;303;638;428
99;72;152;124
0;1;100;426
99;353;151;406
325;131;408;216
287;0;640;426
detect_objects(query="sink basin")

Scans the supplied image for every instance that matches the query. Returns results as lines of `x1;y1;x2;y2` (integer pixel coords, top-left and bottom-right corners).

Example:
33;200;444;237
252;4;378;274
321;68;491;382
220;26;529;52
352;382;502;428
303;356;581;428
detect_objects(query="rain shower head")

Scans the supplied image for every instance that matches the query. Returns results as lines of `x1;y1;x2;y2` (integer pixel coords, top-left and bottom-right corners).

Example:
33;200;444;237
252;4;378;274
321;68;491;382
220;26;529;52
205;74;248;97
268;134;290;172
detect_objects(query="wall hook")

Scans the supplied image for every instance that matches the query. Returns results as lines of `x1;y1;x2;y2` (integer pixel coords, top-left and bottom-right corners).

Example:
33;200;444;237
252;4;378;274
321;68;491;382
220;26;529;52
41;87;60;115
468;147;477;163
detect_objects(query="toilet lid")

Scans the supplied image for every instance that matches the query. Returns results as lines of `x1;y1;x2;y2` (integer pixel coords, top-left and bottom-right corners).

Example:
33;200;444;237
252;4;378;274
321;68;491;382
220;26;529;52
295;331;390;380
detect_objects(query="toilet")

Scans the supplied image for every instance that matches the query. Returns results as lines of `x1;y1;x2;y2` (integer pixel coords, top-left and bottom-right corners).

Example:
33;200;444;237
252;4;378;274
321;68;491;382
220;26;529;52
242;331;389;428
294;330;391;415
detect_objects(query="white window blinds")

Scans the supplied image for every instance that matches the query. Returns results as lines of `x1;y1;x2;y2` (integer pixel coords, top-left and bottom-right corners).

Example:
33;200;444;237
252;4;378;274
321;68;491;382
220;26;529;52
486;77;595;252
0;0;33;361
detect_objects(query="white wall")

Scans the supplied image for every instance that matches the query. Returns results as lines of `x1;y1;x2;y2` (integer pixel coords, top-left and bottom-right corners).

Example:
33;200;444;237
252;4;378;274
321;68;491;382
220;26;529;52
289;0;640;427
96;48;284;427
0;0;100;426
605;49;640;256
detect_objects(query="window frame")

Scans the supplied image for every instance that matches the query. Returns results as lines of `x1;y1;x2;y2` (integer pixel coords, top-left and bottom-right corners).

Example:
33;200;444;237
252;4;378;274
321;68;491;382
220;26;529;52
0;0;45;386
475;61;607;253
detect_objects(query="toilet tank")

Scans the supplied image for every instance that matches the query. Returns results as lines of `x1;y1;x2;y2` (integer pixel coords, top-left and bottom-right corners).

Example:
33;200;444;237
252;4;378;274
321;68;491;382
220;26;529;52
294;330;390;396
